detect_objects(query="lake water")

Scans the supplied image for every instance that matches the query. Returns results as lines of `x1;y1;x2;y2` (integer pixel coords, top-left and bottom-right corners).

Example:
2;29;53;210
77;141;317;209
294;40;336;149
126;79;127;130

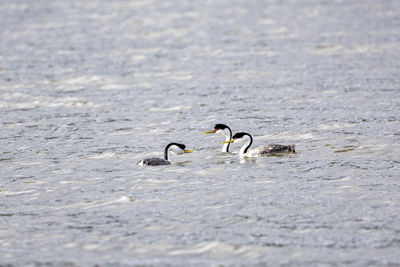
1;0;400;265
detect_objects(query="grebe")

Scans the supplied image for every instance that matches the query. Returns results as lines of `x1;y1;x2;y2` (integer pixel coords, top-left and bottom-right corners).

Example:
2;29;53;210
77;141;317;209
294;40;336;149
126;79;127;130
138;143;193;166
203;123;233;152
223;132;295;158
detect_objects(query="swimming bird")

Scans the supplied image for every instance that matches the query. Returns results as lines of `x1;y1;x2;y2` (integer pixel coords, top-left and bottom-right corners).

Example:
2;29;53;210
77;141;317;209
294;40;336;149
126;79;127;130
138;143;193;166
203;123;233;152
223;132;295;158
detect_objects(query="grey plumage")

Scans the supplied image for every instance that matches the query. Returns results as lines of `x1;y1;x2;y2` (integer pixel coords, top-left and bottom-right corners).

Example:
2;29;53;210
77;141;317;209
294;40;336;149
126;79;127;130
138;157;170;166
246;144;295;157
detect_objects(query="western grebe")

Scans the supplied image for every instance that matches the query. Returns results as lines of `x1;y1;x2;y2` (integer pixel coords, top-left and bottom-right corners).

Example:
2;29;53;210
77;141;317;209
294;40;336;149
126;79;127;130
203;123;233;152
138;143;193;166
223;132;295;158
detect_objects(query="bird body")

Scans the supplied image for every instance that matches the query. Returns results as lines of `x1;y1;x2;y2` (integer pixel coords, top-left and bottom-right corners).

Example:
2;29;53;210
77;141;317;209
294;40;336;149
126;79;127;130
138;157;170;166
223;132;295;158
245;144;296;157
138;143;193;166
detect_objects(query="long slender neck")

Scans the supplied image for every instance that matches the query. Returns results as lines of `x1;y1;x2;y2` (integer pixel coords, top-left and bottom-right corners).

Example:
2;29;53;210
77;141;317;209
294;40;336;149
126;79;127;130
239;134;253;158
164;144;173;161
221;127;233;152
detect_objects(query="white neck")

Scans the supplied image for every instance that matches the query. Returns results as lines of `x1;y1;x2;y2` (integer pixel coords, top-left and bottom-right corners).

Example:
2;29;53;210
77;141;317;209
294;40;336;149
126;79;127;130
217;128;232;153
238;136;252;158
222;135;231;152
164;144;183;161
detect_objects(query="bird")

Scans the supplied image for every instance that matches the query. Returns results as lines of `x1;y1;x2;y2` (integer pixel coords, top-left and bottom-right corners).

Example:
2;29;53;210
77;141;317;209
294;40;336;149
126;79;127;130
222;132;295;158
203;123;233;152
137;143;193;166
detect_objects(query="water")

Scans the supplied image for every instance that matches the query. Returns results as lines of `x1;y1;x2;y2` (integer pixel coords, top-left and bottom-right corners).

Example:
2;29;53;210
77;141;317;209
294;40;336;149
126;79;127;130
1;0;400;265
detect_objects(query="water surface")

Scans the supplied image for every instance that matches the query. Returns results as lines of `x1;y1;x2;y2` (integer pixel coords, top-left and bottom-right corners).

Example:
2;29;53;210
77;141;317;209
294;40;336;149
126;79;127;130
1;0;400;265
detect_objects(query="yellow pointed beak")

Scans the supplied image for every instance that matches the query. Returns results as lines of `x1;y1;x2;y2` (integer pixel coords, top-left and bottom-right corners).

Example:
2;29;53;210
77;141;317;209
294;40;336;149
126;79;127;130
184;150;194;153
221;140;234;144
203;130;216;134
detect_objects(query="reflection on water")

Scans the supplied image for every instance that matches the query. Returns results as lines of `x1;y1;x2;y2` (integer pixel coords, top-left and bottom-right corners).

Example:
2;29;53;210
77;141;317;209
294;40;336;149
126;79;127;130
1;0;400;265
